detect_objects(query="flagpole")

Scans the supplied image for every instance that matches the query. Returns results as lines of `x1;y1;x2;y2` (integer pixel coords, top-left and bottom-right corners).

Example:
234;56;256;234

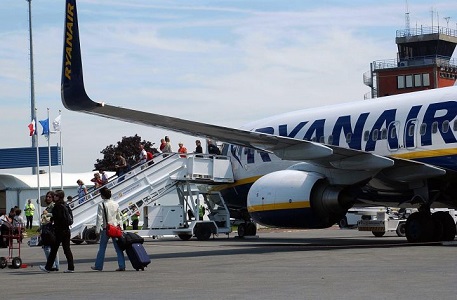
47;108;51;191
59;110;63;190
35;108;41;218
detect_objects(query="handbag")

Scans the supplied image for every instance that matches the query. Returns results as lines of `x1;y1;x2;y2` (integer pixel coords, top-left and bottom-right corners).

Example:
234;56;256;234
103;203;123;238
40;223;56;246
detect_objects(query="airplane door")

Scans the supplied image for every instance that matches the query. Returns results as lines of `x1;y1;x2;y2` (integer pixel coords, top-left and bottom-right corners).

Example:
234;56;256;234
404;119;418;150
387;121;400;152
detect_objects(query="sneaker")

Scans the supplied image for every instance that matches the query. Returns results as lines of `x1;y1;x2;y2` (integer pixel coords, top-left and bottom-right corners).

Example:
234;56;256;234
64;270;74;273
50;268;59;272
39;265;50;273
91;266;102;271
115;268;125;271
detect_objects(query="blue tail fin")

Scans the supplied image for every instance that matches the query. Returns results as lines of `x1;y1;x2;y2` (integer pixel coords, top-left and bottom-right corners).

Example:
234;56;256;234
61;0;97;111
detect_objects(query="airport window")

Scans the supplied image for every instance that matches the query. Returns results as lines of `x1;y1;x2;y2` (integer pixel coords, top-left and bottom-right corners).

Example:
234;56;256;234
346;133;352;144
405;75;413;88
442;120;450;133
381;128;387;140
414;74;422;87
372;129;379;141
420;123;427;135
423;73;430;86
328;135;333;145
397;76;405;89
432;121;438;134
363;130;370;141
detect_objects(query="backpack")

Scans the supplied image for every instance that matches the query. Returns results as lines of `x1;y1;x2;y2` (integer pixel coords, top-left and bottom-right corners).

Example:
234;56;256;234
63;204;73;226
146;151;154;161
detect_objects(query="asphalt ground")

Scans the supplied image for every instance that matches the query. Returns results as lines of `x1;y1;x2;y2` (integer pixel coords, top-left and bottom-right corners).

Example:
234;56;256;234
0;227;456;300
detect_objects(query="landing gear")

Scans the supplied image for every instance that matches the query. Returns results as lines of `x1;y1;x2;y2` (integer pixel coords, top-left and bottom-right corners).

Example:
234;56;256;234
405;211;456;243
237;222;257;238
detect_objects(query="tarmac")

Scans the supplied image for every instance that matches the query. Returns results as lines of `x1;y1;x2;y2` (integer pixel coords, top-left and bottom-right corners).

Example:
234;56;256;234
0;227;456;300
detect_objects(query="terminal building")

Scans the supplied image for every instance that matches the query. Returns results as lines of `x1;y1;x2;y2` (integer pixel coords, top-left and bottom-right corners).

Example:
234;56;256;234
364;26;457;98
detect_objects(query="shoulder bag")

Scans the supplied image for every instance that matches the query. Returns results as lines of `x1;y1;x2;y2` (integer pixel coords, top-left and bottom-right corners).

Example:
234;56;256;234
102;203;123;238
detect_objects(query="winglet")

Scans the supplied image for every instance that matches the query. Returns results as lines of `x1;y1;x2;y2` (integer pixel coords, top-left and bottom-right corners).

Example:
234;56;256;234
61;0;98;111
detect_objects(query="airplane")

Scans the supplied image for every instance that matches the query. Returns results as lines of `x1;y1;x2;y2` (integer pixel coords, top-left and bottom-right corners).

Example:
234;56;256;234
62;0;457;243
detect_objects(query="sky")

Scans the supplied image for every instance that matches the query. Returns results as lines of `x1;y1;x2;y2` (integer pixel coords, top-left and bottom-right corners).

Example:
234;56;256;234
1;0;457;175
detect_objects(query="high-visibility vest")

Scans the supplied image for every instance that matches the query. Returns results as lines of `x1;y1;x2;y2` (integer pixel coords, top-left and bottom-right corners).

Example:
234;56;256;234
25;203;35;217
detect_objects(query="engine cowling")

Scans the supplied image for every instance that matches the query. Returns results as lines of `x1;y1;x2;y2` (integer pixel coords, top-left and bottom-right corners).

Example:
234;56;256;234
247;170;350;229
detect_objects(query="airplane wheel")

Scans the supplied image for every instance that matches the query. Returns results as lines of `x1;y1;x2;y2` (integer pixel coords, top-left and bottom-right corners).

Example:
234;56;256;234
372;231;385;237
12;257;22;269
405;212;434;243
246;223;257;236
396;222;406;237
178;234;192;241
0;257;7;269
237;224;246;238
338;217;348;229
432;212;456;241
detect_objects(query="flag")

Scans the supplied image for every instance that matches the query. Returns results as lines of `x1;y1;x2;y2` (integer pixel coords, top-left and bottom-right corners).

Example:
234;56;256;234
39;118;50;136
28;120;36;136
53;115;61;132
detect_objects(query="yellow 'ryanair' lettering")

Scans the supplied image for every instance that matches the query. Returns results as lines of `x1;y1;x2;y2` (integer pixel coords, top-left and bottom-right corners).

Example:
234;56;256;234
65;3;75;80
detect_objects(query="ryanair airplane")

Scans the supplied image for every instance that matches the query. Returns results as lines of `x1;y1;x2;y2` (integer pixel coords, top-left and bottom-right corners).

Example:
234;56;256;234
62;0;457;243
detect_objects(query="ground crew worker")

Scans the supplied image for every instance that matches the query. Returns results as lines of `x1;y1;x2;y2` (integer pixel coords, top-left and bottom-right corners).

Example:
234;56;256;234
131;211;140;230
24;199;35;229
122;211;129;230
199;205;205;220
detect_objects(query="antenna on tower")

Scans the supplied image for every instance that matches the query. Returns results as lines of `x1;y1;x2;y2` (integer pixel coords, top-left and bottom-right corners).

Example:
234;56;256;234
405;0;410;34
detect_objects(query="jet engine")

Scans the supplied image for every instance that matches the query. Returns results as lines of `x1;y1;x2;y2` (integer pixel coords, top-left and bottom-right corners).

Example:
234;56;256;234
247;170;353;228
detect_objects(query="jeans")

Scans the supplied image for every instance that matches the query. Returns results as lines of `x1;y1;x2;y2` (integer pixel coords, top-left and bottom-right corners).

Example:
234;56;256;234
94;230;125;270
43;245;59;269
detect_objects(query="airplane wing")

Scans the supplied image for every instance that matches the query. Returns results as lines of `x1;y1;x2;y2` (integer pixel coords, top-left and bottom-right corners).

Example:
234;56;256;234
62;0;445;181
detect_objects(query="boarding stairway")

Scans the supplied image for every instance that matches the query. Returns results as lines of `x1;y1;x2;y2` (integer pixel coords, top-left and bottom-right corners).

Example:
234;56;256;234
68;153;234;243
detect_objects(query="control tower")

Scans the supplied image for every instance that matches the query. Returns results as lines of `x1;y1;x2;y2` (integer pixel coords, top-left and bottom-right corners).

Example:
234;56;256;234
364;26;457;98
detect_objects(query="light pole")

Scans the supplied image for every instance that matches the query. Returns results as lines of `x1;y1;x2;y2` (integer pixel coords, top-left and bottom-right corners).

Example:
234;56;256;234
26;0;37;174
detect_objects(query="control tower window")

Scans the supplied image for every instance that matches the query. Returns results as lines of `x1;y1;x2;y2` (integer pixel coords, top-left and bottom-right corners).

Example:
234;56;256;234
405;75;413;88
397;76;405;89
422;73;430;86
414;74;422;87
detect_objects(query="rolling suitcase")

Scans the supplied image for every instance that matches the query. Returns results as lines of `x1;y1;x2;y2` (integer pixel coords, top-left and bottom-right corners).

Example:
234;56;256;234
126;243;150;271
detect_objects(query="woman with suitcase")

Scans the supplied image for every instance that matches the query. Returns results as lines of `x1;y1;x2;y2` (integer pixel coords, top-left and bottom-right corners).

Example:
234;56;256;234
91;187;126;271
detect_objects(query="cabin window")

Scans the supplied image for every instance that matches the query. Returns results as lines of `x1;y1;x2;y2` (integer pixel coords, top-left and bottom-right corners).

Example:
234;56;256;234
432;121;438;134
372;129;379;141
311;137;316;142
442;120;450;133
328;135;333;145
381;128;387;140
319;136;325;143
408;123;415;136
453;120;457;131
423;73;430;86
389;126;397;139
363;130;370;141
346;133;352;144
420;123;427;135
